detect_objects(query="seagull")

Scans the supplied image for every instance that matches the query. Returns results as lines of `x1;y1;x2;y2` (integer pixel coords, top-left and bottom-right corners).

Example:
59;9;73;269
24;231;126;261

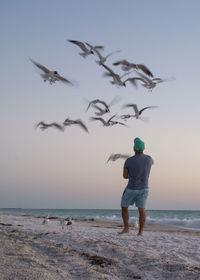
86;42;120;65
66;220;73;229
68;40;103;58
42;215;50;225
65;216;73;222
86;96;121;113
35;121;65;131
133;220;139;228
63;118;89;133
91;104;110;116
30;58;73;85
101;64;126;87
113;59;153;77
90;114;126;127
123;104;158;119
127;72;173;91
86;99;110;112
107;153;130;163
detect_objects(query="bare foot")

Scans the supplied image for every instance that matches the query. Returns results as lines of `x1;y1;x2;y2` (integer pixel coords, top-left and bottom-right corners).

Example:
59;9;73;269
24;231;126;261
118;228;130;234
137;232;143;236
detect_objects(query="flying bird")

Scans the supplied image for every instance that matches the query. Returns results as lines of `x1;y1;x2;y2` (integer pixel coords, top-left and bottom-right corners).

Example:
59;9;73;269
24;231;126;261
113;59;153;77
123;104;158;119
128;72;174;91
102;64;126;87
91;104;110;116
68;40;103;58
86;99;110;112
35;121;65;131
86;42;120;65
86;96;121;115
30;58;73;85
90;114;126;127
107;153;130;163
63;118;89;133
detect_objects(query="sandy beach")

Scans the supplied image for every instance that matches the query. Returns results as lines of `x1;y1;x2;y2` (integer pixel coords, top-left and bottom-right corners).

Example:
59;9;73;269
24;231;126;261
0;213;199;280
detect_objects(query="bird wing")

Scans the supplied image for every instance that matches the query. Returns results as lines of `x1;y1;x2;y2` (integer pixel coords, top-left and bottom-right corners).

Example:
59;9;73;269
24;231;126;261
93;45;104;50
136;71;151;83
85;43;103;59
121;154;130;159
76;120;89;133
54;73;73;85
137;64;153;77
86;101;93;112
107;154;114;163
97;100;109;109
113;60;129;66
51;123;65;131
105;50;121;59
101;63;115;75
123;104;139;115
116;121;127;126
90;117;106;125
123;77;138;88
35;121;46;129
139;106;158;115
30;58;50;73
108;114;117;122
92;104;104;112
68;40;88;52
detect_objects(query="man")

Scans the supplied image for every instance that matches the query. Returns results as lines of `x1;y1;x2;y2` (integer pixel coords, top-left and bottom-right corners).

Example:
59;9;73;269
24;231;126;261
119;137;153;235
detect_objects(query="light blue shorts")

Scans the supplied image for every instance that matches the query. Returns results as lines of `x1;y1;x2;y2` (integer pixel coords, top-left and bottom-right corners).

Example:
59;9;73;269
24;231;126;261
121;188;149;208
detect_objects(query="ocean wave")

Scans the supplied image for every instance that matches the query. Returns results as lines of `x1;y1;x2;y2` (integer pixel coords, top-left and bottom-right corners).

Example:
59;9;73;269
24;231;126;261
146;216;200;230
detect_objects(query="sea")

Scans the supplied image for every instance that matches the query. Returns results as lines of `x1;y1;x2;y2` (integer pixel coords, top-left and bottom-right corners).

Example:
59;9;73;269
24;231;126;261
0;208;200;231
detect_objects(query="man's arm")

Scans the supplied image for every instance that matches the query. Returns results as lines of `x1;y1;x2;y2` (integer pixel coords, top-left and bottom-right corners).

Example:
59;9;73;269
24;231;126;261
123;169;129;179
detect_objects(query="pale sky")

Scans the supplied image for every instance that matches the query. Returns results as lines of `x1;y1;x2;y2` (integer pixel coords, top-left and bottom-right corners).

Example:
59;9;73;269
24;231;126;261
1;0;200;209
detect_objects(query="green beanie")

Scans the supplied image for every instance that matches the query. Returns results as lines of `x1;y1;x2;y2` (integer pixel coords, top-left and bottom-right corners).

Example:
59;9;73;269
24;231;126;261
134;137;145;151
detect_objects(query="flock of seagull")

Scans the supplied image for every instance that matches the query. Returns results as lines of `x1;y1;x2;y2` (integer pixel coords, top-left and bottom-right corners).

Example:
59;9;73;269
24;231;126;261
31;39;174;163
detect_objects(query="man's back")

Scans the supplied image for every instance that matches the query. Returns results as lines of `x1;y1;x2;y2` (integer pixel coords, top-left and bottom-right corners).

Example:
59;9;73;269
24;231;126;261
124;153;153;190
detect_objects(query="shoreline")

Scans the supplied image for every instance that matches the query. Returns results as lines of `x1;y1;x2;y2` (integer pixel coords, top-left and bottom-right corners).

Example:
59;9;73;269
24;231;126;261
1;211;200;234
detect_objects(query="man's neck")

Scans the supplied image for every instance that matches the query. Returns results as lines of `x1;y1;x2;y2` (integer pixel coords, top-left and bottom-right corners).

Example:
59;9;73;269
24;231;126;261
135;151;143;155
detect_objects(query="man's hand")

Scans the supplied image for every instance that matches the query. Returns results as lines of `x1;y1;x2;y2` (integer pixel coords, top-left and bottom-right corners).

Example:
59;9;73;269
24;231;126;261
123;169;129;179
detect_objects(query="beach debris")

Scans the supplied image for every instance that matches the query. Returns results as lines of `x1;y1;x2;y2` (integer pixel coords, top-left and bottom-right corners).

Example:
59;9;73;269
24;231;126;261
0;222;13;226
30;58;73;85
86;254;116;267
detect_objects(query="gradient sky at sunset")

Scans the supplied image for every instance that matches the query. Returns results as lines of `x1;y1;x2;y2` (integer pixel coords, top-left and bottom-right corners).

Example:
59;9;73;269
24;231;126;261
1;0;200;209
